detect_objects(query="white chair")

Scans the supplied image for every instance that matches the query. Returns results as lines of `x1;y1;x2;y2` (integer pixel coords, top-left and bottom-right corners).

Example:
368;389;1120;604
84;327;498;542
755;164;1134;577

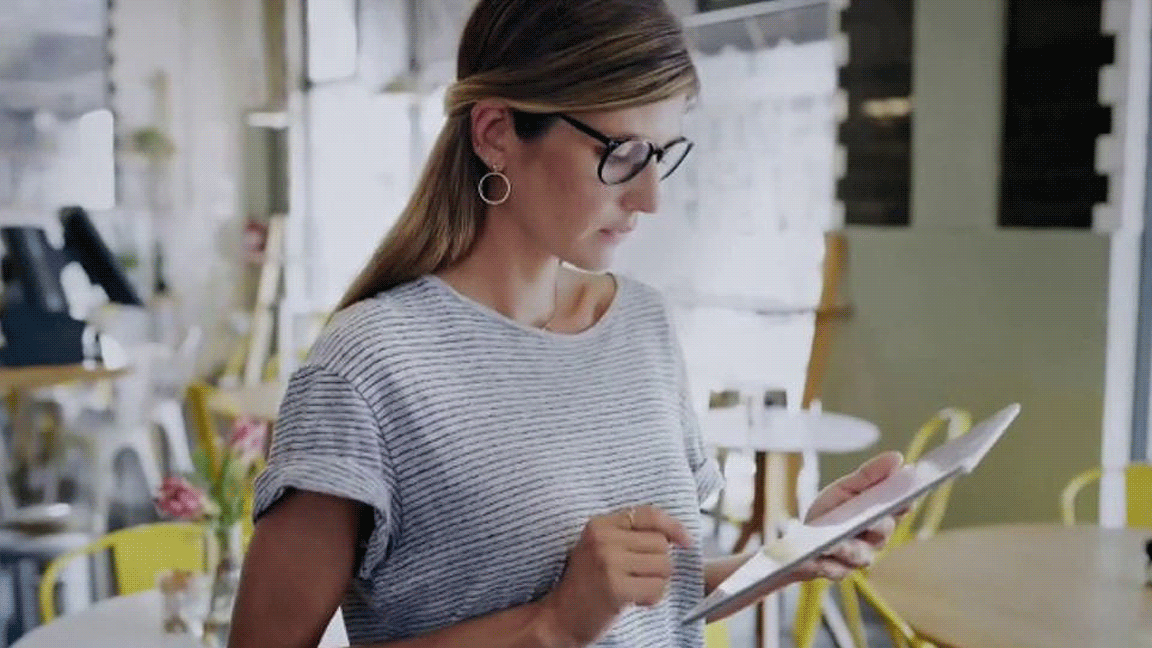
63;411;163;534
145;327;204;477
58;334;202;532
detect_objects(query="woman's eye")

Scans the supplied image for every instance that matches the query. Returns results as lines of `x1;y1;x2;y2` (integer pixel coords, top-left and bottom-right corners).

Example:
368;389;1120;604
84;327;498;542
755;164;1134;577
608;140;648;163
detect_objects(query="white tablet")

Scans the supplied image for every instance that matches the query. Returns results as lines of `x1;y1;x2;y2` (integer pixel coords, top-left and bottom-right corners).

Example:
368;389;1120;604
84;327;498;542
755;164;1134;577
682;403;1021;624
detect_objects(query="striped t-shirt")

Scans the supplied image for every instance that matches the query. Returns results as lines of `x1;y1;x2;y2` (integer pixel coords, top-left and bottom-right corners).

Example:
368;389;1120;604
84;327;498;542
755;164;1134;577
253;273;724;647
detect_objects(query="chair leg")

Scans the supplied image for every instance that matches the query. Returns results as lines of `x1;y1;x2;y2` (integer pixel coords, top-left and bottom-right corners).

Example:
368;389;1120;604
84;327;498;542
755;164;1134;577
854;576;921;648
838;576;869;648
820;590;861;648
712;449;728;537
792;579;829;648
734;451;767;553
124;426;163;497
704;620;731;648
888;623;911;648
151;398;194;475
89;438;114;534
81;424;164;533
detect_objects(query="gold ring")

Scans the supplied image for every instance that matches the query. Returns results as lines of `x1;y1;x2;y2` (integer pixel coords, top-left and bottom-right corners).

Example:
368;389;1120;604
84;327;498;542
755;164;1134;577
626;507;635;529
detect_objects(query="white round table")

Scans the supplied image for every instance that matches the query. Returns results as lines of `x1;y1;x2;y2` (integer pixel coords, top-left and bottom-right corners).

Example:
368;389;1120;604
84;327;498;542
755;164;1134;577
698;407;880;648
699;407;880;454
699;407;880;526
12;590;348;648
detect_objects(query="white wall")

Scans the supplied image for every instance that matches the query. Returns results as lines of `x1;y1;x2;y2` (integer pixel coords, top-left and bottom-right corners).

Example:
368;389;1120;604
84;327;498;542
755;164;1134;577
305;0;780;312
821;231;1110;526
819;0;1128;528
109;0;262;365
412;0;699;76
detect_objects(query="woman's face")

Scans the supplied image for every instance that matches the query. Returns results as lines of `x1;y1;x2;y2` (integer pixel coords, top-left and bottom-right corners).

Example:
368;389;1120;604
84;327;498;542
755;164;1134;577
481;95;689;272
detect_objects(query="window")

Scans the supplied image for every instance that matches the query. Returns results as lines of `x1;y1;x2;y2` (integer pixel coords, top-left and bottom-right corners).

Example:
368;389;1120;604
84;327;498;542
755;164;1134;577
697;0;777;10
998;0;1112;228
838;0;914;226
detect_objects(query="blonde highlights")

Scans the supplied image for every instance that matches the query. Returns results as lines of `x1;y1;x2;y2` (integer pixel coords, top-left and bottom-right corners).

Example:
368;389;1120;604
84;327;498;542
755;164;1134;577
336;0;698;311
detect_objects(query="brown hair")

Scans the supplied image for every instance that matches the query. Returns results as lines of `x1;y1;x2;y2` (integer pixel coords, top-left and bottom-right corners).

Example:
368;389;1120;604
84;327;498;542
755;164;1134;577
336;0;698;310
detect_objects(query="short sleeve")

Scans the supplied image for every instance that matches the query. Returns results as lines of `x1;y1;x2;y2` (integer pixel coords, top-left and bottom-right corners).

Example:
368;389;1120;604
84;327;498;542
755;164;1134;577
664;304;726;503
253;364;396;580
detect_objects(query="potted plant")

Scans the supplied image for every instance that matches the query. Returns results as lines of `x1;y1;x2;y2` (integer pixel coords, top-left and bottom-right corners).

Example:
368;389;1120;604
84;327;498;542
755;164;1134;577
154;417;268;642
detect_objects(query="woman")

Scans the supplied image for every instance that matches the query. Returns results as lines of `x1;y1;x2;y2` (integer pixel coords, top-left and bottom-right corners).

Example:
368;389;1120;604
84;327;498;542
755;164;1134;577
229;1;902;647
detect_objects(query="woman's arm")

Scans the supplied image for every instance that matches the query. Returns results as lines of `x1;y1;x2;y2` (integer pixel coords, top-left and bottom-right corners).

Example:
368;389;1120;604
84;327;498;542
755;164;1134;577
702;552;804;624
228;490;561;648
704;551;756;595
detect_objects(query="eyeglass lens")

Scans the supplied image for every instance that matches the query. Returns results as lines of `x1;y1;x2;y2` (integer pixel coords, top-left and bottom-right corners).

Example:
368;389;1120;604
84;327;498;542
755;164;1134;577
600;139;692;184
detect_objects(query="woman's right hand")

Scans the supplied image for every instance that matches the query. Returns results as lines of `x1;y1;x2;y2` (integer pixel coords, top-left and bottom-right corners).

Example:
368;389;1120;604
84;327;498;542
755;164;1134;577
537;505;694;647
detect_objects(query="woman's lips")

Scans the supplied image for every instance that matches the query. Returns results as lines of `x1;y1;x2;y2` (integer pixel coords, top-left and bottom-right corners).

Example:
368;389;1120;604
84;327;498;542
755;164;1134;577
599;226;633;243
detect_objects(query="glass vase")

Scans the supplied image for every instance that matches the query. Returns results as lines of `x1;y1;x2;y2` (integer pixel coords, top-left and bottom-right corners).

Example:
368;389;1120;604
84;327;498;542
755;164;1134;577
201;521;243;646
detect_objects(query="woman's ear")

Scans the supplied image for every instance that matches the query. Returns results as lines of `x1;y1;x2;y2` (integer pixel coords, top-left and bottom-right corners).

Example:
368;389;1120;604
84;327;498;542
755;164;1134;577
470;101;516;170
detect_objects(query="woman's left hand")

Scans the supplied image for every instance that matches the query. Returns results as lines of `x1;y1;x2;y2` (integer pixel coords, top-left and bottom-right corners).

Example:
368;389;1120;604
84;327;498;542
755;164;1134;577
793;451;905;582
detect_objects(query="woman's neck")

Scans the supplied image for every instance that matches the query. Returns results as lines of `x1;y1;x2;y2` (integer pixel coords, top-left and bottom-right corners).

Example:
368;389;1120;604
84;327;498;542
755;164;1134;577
436;218;564;329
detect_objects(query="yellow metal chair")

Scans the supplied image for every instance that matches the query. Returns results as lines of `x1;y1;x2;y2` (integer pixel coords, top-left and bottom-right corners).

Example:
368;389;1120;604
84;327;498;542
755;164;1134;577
703;619;730;648
1060;463;1152;528
184;382;222;471
792;407;972;648
185;382;263;544
38;522;204;622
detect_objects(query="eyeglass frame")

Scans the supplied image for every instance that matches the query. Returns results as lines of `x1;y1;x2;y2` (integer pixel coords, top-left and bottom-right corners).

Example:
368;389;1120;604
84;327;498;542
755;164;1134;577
554;113;694;186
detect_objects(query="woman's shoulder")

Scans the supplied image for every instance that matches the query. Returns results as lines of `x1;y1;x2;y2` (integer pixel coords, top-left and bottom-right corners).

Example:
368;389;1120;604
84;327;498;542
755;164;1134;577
306;278;441;371
611;273;674;322
613;273;662;302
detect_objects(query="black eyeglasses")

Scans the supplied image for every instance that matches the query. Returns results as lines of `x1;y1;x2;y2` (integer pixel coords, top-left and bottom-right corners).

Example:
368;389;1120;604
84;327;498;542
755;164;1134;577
555;113;693;185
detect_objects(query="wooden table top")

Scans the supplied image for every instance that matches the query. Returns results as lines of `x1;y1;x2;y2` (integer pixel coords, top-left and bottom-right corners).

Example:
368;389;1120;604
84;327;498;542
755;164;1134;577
206;381;285;421
868;523;1152;648
0;363;129;393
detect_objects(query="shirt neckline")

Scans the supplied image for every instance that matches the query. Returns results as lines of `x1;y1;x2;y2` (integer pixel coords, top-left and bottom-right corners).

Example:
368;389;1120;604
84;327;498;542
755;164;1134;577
419;273;626;341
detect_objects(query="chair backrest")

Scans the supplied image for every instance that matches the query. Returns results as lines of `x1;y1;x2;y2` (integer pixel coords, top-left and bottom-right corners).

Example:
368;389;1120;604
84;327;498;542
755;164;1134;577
889;407;973;547
801;232;849;409
1060;462;1152;527
184;381;262;543
39;522;204;622
185;381;222;470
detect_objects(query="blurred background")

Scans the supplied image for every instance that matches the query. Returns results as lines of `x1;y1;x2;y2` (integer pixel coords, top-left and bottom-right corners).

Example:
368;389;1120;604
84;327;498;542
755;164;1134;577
0;1;1147;647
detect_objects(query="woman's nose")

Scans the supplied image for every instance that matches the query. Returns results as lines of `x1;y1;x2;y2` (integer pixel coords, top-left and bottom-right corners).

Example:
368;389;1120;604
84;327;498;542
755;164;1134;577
620;163;660;214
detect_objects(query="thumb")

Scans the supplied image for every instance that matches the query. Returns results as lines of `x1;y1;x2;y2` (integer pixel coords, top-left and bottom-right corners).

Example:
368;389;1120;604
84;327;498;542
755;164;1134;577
836;451;904;497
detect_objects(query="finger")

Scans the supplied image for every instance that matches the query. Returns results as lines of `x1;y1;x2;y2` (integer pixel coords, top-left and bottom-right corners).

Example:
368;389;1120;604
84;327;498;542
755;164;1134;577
612;551;673;579
829;451;904;497
856;528;889;549
821;539;875;570
630;505;693;548
612;506;642;531
622;529;679;554
856;516;896;546
813;558;853;581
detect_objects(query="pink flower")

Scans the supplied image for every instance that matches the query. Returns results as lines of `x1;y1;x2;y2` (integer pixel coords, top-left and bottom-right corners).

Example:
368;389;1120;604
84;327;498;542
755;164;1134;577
227;417;269;463
154;476;213;520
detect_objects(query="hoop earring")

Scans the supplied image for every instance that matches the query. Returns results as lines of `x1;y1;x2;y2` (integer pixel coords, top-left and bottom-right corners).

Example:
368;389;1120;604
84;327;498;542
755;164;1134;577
478;171;511;206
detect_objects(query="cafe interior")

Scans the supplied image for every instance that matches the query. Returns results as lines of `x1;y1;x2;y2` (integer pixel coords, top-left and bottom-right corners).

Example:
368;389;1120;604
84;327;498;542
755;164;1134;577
0;0;1148;647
